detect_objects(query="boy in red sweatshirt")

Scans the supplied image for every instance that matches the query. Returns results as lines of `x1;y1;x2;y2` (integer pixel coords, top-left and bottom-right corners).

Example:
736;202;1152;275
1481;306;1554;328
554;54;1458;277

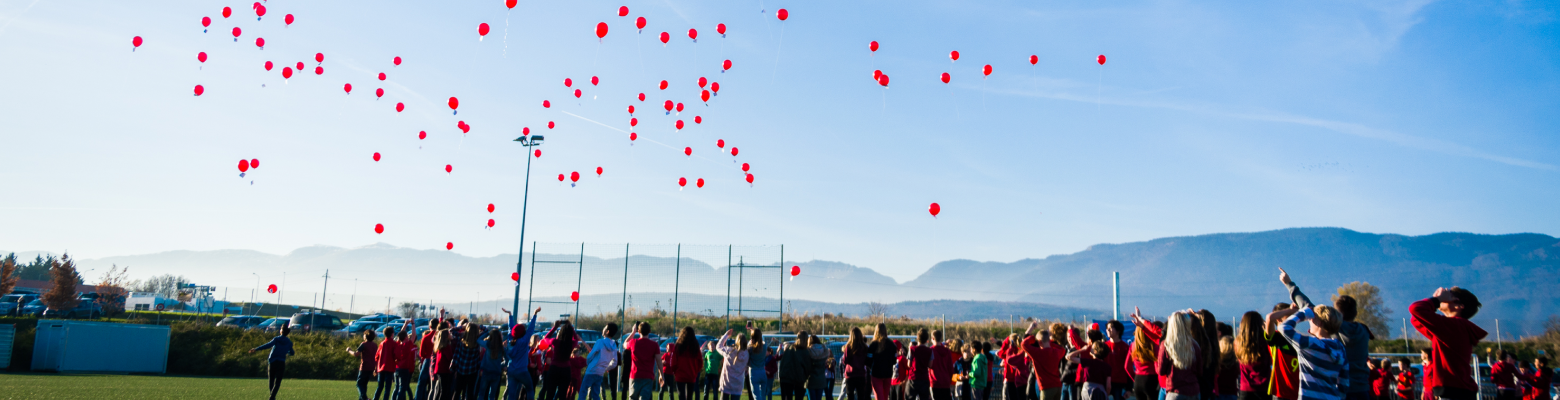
1393;359;1416;400
1409;287;1486;400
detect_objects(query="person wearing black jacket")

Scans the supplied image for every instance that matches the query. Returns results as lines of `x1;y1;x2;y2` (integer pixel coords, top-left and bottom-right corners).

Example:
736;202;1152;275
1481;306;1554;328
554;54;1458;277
869;324;901;400
781;332;816;400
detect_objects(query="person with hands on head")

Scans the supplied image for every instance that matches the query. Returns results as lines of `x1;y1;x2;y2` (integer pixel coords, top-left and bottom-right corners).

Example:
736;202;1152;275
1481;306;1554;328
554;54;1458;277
1020;321;1067;400
1409;287;1486;400
251;325;295;400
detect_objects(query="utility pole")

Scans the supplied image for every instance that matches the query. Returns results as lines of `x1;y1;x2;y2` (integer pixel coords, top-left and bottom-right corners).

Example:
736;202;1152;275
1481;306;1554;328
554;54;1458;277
1112;271;1120;321
350;278;358;315
321;270;330;311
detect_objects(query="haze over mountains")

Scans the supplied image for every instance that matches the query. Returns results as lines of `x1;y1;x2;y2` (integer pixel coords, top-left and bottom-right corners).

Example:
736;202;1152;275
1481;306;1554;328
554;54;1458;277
10;227;1557;335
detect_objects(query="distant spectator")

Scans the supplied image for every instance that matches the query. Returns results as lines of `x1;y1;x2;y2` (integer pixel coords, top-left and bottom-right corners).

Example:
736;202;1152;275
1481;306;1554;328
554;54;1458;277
250;325;296;400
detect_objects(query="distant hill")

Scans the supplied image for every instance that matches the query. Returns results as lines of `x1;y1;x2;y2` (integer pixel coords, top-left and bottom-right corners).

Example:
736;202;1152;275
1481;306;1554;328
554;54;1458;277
9;227;1555;335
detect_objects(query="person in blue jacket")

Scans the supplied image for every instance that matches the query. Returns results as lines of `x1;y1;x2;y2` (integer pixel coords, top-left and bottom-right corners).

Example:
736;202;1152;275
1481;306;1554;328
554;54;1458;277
251;325;296;400
504;307;543;400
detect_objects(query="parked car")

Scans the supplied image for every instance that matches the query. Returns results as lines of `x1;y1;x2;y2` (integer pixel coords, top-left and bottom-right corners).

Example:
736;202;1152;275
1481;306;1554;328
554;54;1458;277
343;320;385;336
289;312;347;333
43;300;103;319
20;299;46;317
255;317;290;333
356;314;400;324
217;315;268;329
0;293;40;316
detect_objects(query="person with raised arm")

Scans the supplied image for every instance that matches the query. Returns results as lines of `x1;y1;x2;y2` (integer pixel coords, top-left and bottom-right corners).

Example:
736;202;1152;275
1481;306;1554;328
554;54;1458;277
250;325;296;400
1020;322;1067;400
1408;287;1485;400
503;307;543;400
1065;340;1113;400
627;322;664;400
1280;268;1374;400
717;329;753;400
1157;311;1203;400
1273;302;1347;400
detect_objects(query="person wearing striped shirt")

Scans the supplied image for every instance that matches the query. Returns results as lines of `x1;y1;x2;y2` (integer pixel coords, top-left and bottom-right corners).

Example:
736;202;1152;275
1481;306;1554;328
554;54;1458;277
1274;305;1348;400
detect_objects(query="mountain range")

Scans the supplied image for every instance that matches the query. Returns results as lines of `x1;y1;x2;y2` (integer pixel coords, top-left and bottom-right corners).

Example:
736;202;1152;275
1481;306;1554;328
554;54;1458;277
7;227;1556;336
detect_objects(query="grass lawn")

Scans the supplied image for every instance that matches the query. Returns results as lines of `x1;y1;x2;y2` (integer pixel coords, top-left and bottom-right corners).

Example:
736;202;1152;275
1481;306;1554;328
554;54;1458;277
0;373;360;399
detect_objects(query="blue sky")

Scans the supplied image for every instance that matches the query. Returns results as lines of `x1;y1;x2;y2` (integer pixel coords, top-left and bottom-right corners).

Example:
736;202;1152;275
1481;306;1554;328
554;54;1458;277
0;0;1556;283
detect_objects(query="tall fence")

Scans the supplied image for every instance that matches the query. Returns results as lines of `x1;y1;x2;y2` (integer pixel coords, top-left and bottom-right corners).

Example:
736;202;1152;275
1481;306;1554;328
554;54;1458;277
521;243;784;332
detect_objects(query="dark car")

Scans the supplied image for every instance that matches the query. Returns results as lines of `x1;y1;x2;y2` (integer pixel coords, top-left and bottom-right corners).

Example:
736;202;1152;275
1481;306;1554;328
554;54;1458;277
289;312;347;333
343;320;385;336
43;300;103;319
20;299;46;317
0;294;39;316
258;317;291;333
356;314;400;324
217;315;268;329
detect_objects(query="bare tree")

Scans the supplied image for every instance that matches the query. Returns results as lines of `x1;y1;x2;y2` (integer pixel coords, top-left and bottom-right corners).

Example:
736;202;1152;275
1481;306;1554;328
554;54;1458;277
397;301;420;318
41;254;82;311
129;274;190;298
866;301;890;321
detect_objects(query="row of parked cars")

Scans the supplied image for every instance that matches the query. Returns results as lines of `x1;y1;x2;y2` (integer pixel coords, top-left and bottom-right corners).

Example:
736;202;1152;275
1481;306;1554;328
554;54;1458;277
0;293;106;319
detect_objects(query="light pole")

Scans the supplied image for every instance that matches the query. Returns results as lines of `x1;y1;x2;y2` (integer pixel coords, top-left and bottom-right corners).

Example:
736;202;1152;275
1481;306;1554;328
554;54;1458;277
511;134;544;326
252;273;259;305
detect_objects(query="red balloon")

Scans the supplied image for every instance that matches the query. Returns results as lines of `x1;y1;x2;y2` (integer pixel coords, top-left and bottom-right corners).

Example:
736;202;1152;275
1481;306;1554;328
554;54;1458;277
928;203;941;217
448;97;459;110
745;173;754;184
570;291;579;302
941;72;951;84
678;177;687;187
790;265;800;276
663;100;673;111
374;223;384;234
197;52;208;63
701;90;710;102
688;28;698;40
459;122;470;134
659;80;668;90
488;218;495;228
264;61;273;71
523;127;531;135
222;6;232;18
313;53;323;63
534;149;541;158
636;17;647;30
393;56;402;66
618;6;629;16
949;50;960;61
870;41;879;52
238;159;250;172
982;64;992;76
717;23;727;35
574;89;581;98
696;178;705;188
547;121;555;129
510;272;519;282
445;164;453;173
710;82;720;94
596;167;603;176
314;66;323;75
694;116;702;124
717;139;725;148
629;132;637;141
684;146;692;156
776;8;789;20
373;152;381;162
202;16;211;28
267;284;277;294
557;174;565;181
396;102;405;112
132;36;143;48
659;31;669;44
591;76;599;86
1029;55;1039;65
543;100;551;108
284;14;294;26
741;162;750;172
596;22;609;39
676;120;685;130
478;23;491;37
378;72;387;81
232;27;242;38
296;62;305;71
722;59;732;71
570;171;580;182
730;147;739;156
873;70;882;80
376;88;385;98
281;67;292;79
343;83;352;94
446;242;454;250
418;130;426;140
676;103;684;112
193;85;205;96
698;77;708;88
507;0;518;9
630;117;638;127
637;93;646;101
1097;55;1106;65
627;105;635;114
250;159;259;169
488;203;496;213
255;4;266;17
878;74;890;87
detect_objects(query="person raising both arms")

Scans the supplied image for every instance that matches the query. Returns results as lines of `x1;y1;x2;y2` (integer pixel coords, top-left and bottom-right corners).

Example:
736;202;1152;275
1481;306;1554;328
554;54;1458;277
1409;287;1485;400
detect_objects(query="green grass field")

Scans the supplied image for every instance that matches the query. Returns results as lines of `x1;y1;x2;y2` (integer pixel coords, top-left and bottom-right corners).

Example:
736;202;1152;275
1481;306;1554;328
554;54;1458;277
0;373;360;399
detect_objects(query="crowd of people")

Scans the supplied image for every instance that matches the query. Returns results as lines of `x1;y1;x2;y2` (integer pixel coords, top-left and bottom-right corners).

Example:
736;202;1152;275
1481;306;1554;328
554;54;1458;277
247;269;1555;400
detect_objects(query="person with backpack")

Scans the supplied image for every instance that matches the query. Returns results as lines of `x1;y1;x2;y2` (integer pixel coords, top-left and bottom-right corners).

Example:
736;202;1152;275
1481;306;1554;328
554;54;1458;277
251;325;296;400
1409;287;1486;400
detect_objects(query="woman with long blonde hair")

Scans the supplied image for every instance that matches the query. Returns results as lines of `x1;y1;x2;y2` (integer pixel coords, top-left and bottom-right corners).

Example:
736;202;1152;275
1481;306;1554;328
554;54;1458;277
1232;312;1272;400
1158;311;1203;400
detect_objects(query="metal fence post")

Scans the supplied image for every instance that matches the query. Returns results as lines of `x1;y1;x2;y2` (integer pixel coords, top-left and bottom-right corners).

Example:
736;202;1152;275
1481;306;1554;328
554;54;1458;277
575;242;585;322
526;241;537;313
725;245;732;331
672;244;681;331
622;243;630;337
